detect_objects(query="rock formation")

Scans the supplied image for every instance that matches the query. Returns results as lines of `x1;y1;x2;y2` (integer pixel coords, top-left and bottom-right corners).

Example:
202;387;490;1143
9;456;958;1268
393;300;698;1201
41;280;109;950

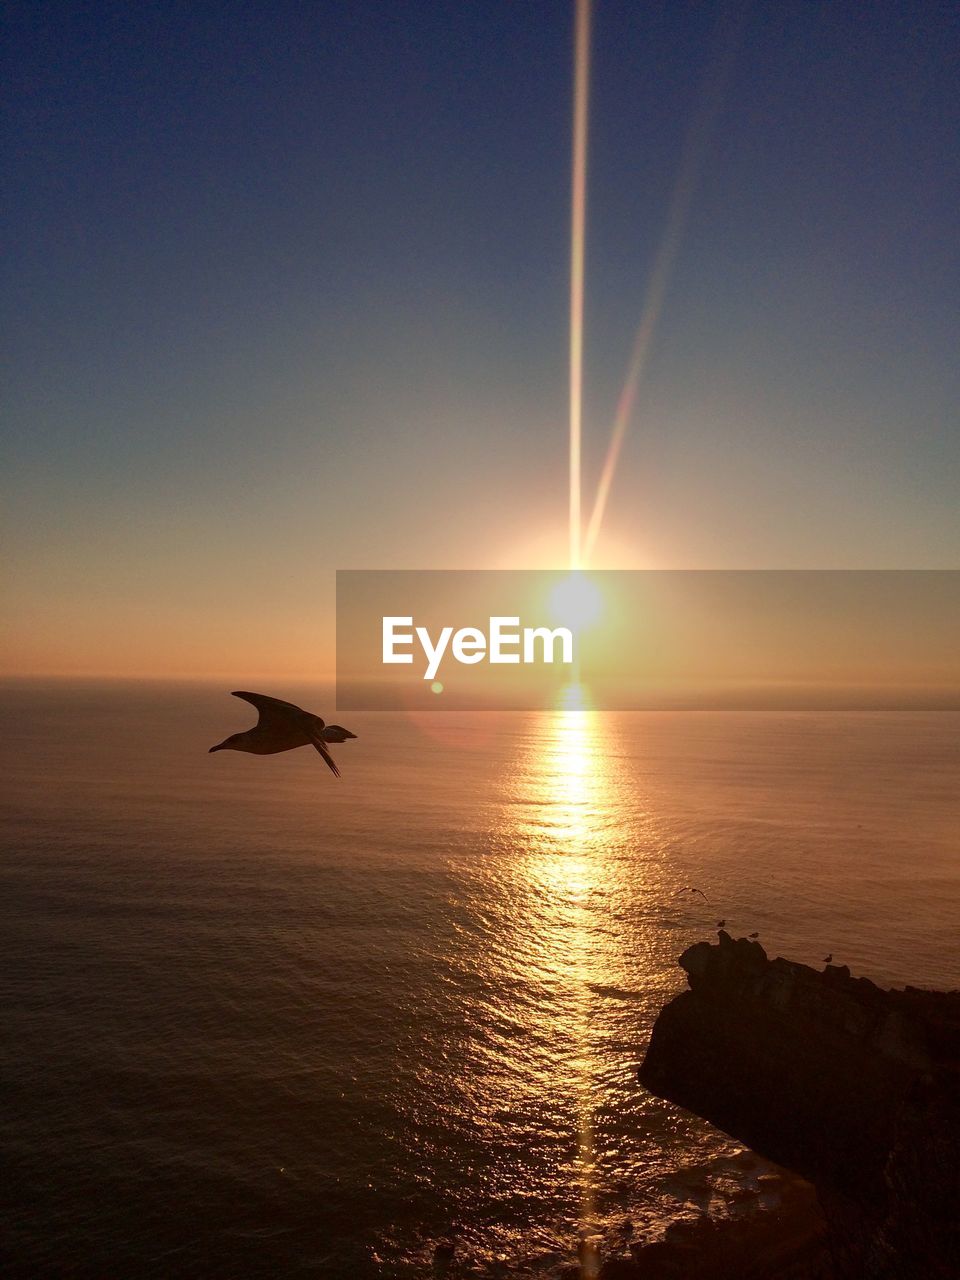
639;933;960;1279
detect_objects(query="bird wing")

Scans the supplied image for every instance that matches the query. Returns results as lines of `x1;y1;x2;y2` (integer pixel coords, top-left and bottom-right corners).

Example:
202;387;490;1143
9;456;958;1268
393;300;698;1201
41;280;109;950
308;731;341;778
676;886;708;901
231;690;322;729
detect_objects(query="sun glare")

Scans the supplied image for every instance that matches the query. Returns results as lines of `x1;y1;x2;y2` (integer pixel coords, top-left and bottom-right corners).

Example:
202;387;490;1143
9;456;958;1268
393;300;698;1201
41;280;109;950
549;573;604;633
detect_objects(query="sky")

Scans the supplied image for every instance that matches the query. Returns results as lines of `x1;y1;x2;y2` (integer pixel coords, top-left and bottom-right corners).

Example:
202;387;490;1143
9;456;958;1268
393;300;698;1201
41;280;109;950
2;0;958;678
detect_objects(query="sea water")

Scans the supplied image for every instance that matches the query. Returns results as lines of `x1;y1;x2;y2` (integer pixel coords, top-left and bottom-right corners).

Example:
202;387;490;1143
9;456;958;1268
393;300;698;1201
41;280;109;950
2;681;957;1276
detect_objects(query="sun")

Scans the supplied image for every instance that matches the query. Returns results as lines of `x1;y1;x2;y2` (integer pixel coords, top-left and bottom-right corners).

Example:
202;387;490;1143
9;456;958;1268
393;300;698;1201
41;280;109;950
548;572;604;633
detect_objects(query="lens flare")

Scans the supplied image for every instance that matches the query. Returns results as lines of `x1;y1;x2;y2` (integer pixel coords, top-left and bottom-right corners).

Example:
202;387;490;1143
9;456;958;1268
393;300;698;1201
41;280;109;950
581;7;748;565
569;0;591;571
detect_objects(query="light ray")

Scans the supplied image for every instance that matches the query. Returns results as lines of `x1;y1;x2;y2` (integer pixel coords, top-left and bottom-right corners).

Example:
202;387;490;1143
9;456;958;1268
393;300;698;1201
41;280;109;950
569;0;591;571
582;7;749;565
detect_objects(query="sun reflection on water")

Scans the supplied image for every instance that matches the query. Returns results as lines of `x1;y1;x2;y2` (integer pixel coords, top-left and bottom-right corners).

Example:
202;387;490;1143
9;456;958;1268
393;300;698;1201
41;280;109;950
500;682;626;1273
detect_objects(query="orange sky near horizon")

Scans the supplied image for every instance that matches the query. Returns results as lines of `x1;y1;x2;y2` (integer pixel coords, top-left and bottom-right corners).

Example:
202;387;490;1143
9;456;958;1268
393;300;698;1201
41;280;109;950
4;6;959;681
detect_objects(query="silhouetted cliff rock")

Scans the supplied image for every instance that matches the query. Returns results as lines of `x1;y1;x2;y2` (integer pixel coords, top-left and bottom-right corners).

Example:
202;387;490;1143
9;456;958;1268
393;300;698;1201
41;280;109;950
639;933;960;1279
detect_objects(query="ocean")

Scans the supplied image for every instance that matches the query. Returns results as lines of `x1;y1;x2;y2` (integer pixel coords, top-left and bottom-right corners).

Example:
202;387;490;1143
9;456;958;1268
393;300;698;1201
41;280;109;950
2;680;957;1277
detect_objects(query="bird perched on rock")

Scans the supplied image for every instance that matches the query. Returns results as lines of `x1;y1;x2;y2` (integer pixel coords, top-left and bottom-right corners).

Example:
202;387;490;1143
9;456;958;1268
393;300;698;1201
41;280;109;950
823;953;833;964
716;919;726;929
209;691;356;777
432;1240;455;1275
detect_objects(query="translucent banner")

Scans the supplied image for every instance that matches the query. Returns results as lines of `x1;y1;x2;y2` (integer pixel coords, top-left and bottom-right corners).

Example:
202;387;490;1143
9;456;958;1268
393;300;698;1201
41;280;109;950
335;570;960;711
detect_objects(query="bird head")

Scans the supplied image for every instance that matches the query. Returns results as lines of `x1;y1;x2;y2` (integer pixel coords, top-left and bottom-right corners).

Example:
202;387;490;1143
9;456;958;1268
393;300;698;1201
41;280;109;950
209;733;242;752
323;725;357;743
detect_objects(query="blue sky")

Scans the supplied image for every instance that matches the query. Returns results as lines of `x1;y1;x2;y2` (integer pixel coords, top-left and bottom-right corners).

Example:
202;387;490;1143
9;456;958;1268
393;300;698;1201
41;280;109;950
2;1;958;675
